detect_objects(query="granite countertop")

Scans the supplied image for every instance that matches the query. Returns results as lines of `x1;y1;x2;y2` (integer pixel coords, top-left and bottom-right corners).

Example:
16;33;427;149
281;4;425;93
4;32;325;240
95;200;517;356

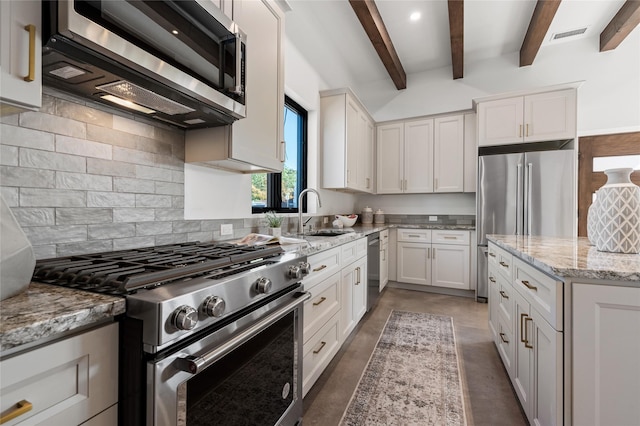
0;283;125;356
0;223;474;355
487;234;640;282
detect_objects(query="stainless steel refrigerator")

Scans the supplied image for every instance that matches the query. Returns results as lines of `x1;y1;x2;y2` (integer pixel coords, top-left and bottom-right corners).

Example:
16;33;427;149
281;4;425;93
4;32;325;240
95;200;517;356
476;142;576;301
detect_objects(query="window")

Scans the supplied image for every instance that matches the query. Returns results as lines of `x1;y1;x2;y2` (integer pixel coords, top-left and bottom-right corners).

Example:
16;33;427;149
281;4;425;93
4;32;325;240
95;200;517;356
252;96;307;213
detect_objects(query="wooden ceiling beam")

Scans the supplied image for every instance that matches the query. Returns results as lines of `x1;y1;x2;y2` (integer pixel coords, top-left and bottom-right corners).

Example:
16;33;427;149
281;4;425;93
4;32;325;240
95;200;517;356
519;0;562;67
448;0;464;79
600;0;640;52
348;0;407;90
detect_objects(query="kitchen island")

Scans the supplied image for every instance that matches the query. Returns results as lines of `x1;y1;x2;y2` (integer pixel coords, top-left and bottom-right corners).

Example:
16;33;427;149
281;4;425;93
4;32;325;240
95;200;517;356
487;234;640;426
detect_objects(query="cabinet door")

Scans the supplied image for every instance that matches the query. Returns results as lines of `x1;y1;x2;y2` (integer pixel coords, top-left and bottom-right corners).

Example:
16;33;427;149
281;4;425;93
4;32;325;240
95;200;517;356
353;257;367;324
346;98;360;189
0;0;42;112
230;0;284;171
431;243;469;290
404;119;434;193
488;266;500;339
363;116;374;192
376;123;404;194
396;242;430;285
573;284;640;426
340;264;355;342
433;115;464;193
463;113;477;192
523;89;576;143
380;241;389;291
530;307;563;426
477;97;524;146
512;289;533;418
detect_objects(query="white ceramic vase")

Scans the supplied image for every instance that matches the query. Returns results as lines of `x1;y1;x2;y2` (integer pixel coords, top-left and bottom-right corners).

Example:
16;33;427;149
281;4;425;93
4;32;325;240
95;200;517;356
586;190;600;245
594;168;640;254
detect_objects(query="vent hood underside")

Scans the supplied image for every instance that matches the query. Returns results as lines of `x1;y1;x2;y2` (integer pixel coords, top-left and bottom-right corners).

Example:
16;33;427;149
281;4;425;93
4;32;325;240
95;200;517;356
42;36;235;129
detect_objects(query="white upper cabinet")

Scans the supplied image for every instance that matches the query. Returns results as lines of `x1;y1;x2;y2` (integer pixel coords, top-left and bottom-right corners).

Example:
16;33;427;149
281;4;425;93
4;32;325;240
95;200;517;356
321;89;374;193
185;0;284;173
377;114;467;194
477;88;577;147
463;113;477;192
434;115;464;193
0;0;42;113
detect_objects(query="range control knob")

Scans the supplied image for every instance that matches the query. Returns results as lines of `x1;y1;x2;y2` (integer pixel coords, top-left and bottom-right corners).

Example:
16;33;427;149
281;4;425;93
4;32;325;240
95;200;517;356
172;305;198;331
287;265;302;279
256;277;272;294
202;296;226;318
298;262;311;276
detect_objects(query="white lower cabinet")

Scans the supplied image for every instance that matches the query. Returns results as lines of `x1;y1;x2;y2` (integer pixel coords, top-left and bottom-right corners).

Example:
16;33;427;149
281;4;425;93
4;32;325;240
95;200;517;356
488;241;563;426
379;229;389;291
302;237;368;396
572;283;640;426
0;323;118;425
396;229;471;290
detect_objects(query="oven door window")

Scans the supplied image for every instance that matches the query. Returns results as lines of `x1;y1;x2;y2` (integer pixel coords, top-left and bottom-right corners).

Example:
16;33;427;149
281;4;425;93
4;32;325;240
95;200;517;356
182;313;296;426
72;0;241;100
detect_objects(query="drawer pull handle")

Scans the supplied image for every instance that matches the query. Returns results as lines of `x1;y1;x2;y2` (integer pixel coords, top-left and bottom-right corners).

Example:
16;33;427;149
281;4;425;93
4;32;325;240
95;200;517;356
313;264;327;272
408;234;421;238
521;280;538;291
489;276;496;283
443;236;457;240
489;252;496;257
313;297;327;306
23;25;36;82
524;317;534;349
313;341;327;354
520;313;528;345
499;290;509;299
499;333;509;344
499;261;509;267
0;400;33;424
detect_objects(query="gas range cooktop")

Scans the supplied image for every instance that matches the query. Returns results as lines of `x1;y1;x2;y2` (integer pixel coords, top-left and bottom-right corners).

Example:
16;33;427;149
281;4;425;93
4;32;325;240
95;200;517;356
32;241;285;296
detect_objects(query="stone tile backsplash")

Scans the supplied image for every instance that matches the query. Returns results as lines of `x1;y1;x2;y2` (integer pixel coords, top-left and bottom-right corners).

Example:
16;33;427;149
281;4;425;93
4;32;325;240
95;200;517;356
0;90;290;259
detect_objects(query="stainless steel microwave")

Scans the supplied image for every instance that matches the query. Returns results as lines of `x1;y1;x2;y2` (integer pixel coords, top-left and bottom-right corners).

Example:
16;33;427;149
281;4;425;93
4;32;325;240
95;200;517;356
42;0;246;128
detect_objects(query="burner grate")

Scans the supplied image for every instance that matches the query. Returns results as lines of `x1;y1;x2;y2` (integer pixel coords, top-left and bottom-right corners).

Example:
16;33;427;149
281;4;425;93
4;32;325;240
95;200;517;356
33;241;284;295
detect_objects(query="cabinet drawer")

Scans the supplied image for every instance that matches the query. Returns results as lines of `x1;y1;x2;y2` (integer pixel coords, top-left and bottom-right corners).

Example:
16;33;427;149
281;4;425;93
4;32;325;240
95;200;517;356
342;237;367;265
432;230;470;245
496;309;515;378
303;246;341;288
302;314;340;396
397;228;431;242
303;272;341;343
512;258;563;330
0;323;118;426
488;242;513;281
490;265;514;331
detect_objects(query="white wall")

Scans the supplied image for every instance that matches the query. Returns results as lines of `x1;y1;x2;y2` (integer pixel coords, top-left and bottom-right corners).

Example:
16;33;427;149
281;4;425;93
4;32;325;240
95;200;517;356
357;193;476;216
354;32;640;135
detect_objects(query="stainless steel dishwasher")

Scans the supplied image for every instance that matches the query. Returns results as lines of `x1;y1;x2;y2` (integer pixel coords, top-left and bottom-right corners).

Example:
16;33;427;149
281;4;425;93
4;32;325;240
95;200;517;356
367;232;380;311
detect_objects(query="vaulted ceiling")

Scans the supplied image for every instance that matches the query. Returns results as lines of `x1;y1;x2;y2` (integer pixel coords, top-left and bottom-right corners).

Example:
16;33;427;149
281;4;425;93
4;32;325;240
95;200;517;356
284;0;640;90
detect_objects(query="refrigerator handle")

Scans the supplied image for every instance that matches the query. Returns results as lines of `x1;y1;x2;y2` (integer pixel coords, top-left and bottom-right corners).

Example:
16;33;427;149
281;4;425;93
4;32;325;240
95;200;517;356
516;163;523;235
527;163;533;236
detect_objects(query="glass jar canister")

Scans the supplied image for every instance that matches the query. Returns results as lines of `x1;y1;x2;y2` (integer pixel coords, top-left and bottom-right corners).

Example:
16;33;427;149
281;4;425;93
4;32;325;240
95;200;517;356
362;206;373;224
374;209;385;224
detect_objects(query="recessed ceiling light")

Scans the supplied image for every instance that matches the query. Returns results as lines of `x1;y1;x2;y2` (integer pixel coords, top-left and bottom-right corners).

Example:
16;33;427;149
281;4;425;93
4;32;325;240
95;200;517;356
410;12;421;22
172;29;179;35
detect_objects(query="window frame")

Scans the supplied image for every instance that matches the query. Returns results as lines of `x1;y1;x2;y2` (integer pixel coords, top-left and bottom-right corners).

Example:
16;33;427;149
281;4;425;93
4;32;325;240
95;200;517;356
252;95;308;214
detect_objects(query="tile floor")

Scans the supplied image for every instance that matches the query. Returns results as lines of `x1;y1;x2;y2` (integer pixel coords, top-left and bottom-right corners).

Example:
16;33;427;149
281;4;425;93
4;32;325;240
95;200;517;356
302;287;528;425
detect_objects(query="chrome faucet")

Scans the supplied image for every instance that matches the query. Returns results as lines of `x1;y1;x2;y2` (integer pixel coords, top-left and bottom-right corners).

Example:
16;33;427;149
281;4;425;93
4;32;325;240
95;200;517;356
298;188;322;234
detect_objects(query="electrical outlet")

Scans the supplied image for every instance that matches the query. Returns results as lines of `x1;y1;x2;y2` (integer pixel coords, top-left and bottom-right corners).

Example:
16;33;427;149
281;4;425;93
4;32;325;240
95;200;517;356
323;216;329;224
221;224;233;235
429;216;438;222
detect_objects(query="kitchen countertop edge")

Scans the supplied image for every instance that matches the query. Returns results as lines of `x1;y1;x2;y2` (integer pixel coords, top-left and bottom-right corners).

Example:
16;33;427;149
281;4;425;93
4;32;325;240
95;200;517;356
487;234;640;282
1;283;125;356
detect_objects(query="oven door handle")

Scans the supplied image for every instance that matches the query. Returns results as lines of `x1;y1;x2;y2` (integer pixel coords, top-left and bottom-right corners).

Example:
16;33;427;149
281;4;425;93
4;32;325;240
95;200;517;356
175;291;311;375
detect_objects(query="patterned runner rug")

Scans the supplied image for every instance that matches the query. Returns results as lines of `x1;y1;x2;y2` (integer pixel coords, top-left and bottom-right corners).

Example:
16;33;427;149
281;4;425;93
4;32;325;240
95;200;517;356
340;311;466;426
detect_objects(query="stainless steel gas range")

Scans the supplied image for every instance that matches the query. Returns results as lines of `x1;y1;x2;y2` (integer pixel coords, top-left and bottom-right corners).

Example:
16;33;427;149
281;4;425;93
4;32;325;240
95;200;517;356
32;241;311;426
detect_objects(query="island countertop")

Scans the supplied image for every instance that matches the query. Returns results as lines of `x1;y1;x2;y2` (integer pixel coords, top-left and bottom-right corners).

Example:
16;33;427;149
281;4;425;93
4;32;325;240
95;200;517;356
487;234;640;282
